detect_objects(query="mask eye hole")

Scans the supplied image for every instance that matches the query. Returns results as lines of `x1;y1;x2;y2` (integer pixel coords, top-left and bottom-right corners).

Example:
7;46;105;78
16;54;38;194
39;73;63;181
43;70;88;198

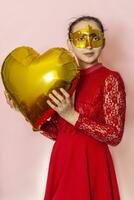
76;36;85;41
93;36;99;41
90;33;101;41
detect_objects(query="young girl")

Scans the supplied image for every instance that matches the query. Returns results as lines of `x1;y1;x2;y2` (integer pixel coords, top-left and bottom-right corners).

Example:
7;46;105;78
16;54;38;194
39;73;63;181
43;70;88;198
5;16;126;200
41;15;126;200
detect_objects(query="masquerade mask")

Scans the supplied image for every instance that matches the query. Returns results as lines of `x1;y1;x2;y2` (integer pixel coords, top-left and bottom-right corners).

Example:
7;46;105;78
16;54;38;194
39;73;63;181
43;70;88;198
70;25;105;48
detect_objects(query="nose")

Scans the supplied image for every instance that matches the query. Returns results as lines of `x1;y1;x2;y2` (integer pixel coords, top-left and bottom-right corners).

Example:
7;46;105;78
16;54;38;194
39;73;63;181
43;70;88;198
86;38;92;49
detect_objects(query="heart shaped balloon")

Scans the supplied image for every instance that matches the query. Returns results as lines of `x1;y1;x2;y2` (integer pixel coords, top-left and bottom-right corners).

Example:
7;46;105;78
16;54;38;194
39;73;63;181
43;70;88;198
1;46;80;130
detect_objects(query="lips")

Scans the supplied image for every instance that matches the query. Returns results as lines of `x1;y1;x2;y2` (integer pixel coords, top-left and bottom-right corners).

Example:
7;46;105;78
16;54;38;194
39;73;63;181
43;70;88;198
83;52;94;56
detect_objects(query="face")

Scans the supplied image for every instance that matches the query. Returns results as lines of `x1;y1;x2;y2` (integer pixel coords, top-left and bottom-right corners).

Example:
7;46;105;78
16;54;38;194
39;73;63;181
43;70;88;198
67;20;105;67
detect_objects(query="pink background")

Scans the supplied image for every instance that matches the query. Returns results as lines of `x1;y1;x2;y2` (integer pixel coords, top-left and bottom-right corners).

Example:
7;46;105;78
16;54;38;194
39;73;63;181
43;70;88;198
0;0;134;199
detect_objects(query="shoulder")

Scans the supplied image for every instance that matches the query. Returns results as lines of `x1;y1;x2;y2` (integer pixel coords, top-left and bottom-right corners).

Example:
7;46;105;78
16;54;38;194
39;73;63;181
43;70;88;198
100;64;125;89
99;66;126;99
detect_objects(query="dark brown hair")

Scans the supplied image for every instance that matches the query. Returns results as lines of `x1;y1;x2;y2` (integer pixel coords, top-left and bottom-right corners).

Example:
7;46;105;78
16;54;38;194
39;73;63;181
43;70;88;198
68;15;105;40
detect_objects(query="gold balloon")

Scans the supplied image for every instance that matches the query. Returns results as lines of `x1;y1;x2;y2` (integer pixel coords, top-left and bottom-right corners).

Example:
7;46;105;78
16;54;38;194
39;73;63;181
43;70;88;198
1;46;80;130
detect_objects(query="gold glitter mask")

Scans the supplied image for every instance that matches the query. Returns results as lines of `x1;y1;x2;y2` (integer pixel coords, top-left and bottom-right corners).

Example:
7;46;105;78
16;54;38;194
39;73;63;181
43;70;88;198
70;25;105;48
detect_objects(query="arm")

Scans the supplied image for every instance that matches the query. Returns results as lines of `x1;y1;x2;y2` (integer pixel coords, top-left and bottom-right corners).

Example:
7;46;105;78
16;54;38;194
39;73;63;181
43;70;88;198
39;112;59;141
74;73;126;146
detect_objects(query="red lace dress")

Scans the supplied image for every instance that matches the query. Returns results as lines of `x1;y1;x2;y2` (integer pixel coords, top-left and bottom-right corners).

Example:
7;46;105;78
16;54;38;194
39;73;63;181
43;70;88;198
40;62;126;200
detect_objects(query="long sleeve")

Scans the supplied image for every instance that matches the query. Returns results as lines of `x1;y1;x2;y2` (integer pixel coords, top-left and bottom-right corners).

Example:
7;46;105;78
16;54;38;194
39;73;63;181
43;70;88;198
74;73;126;146
40;113;59;141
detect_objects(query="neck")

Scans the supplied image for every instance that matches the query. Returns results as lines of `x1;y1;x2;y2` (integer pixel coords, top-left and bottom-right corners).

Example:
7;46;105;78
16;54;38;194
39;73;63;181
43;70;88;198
78;59;98;70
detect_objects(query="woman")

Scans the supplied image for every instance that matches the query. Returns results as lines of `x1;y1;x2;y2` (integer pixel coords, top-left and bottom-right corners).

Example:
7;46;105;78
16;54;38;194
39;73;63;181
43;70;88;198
5;16;126;200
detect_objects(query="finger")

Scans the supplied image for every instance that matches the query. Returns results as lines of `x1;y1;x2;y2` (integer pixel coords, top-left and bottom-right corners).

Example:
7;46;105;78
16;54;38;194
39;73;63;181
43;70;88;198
4;90;10;100
51;90;65;102
46;100;58;112
59;88;70;98
48;93;61;105
4;90;7;97
13;101;18;109
5;96;13;106
72;90;76;104
4;91;12;104
9;99;16;108
25;117;29;122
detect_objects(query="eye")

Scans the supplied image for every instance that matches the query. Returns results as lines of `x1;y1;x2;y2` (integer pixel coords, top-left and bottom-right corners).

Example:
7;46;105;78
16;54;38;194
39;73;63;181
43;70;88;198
76;36;85;41
92;35;100;41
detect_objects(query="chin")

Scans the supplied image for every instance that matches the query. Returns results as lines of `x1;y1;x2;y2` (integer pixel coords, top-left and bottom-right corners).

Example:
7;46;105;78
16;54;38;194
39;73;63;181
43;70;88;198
79;56;97;64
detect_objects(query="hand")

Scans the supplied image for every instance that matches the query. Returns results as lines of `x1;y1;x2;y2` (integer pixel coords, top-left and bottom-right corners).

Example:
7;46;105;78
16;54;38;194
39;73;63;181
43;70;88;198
4;90;30;122
4;90;18;110
46;88;77;122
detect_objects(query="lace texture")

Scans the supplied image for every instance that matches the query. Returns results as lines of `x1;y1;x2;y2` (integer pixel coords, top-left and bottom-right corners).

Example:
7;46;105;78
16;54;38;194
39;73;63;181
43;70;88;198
40;113;59;141
75;73;126;146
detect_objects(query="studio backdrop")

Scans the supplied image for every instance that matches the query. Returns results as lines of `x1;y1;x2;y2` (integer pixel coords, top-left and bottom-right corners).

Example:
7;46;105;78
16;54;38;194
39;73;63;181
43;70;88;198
0;0;134;199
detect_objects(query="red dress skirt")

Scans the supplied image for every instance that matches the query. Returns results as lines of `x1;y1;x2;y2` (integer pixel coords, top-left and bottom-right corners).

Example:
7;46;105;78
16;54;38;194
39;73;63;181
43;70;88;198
41;63;126;200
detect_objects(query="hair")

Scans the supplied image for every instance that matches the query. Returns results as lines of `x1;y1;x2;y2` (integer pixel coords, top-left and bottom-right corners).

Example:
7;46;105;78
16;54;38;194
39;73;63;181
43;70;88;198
68;15;105;40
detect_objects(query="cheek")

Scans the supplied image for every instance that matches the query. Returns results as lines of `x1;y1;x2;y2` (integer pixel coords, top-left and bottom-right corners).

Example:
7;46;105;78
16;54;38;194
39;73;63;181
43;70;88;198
71;45;84;57
94;48;102;56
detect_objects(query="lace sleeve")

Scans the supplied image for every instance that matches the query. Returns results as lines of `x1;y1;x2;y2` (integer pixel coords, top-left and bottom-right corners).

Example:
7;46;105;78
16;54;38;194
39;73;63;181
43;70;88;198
39;113;59;141
74;73;126;146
